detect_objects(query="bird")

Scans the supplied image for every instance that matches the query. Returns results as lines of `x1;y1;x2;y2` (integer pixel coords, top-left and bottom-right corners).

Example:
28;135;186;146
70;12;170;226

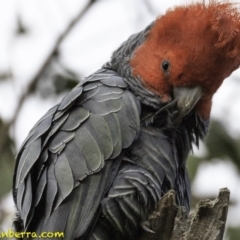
13;1;240;240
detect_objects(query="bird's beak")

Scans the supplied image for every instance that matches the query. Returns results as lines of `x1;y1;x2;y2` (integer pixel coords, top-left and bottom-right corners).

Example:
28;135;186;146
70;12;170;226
173;86;202;123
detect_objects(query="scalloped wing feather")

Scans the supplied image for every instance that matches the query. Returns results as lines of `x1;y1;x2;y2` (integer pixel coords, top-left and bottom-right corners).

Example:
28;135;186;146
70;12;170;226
13;69;141;239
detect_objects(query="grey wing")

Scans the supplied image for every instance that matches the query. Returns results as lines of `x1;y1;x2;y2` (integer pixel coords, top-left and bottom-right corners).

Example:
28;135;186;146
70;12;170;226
13;69;141;239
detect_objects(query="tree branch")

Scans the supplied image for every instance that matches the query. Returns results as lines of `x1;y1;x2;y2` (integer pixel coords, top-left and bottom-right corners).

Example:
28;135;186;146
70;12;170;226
11;0;97;126
141;0;157;15
0;0;97;157
139;188;230;240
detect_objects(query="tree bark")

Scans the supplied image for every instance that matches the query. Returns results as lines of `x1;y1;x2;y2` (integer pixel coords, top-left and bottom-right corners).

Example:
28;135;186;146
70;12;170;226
139;188;230;240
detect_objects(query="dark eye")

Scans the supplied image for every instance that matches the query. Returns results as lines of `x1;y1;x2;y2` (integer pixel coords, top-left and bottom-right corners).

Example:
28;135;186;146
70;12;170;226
161;60;170;72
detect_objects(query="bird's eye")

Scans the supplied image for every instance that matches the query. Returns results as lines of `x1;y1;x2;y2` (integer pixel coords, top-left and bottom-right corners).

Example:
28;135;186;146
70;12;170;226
161;60;170;72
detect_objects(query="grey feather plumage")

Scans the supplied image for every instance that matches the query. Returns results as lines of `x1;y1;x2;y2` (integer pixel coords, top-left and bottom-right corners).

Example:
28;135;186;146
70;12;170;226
13;69;141;239
13;23;208;240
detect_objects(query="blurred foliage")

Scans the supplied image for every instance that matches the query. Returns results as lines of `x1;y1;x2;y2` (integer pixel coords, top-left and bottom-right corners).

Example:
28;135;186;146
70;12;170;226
227;227;240;240
0;119;15;197
36;57;80;98
53;74;79;94
187;155;202;183
52;62;80;94
206;121;240;171
188;120;240;182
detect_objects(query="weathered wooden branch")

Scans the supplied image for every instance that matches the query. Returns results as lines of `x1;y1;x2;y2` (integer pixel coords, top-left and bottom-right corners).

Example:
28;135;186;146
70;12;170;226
139;188;230;240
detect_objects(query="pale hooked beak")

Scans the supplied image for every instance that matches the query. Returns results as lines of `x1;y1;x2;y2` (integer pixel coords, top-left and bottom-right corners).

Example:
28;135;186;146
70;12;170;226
173;86;202;123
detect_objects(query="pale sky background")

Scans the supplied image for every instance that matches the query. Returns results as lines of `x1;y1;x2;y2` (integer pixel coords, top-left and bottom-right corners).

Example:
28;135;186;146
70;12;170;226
0;0;240;233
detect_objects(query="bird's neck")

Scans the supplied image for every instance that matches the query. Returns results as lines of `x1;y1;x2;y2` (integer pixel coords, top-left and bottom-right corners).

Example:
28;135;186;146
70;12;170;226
104;22;165;109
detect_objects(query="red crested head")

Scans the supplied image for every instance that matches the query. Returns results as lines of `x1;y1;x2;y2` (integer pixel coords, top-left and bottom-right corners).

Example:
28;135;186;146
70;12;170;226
131;1;240;119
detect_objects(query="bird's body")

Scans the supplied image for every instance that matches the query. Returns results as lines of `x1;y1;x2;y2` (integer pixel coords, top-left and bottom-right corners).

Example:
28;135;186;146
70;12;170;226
13;1;240;239
13;67;204;240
